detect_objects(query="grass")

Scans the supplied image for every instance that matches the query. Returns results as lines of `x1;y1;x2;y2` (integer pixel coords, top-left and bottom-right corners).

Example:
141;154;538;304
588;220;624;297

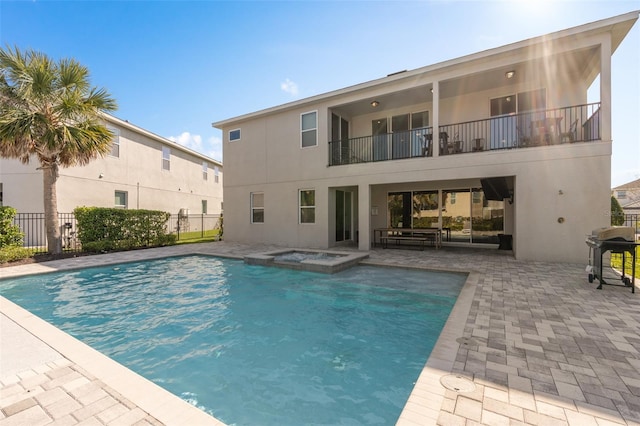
610;245;640;281
174;229;221;244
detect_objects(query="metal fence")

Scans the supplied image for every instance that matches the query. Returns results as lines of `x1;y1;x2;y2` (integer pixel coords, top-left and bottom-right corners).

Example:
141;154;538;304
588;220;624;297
12;212;223;254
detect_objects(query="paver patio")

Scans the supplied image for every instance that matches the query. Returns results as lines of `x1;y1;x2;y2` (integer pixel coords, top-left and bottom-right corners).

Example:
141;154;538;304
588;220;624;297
1;242;639;425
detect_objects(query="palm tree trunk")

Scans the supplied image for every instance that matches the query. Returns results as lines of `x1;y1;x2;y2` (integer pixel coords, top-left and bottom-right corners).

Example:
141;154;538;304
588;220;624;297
43;164;62;254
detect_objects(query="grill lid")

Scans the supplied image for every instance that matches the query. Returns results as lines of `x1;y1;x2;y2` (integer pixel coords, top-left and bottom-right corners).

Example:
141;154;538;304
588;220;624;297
591;226;634;241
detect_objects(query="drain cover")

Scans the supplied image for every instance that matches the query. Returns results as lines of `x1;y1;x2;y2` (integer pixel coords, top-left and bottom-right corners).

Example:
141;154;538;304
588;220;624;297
440;374;476;393
456;337;476;346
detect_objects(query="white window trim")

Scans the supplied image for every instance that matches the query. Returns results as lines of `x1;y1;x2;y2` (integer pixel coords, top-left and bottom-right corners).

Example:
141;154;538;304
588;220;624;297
162;146;170;171
300;110;318;148
299;188;316;224
229;128;241;142
108;127;120;158
251;192;264;224
114;190;128;209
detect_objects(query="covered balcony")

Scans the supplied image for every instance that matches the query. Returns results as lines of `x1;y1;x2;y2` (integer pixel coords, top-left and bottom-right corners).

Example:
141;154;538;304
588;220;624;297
328;102;601;166
326;34;610;167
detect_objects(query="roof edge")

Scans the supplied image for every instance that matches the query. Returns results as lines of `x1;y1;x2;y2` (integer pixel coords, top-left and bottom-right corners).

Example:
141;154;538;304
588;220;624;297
102;113;222;167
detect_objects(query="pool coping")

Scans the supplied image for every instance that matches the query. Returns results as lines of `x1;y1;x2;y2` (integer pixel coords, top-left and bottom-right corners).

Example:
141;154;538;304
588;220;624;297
1;246;476;425
0;295;224;425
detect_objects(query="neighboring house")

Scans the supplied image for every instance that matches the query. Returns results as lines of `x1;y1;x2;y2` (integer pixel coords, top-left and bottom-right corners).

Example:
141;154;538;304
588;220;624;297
613;178;640;215
213;12;638;264
0;113;223;216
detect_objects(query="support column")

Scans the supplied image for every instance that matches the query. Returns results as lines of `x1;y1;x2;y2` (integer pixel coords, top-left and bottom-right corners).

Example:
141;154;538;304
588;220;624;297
600;34;612;142
432;81;440;157
358;183;371;251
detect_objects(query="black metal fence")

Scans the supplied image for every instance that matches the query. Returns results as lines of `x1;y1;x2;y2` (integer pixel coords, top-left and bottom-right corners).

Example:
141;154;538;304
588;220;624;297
12;212;223;254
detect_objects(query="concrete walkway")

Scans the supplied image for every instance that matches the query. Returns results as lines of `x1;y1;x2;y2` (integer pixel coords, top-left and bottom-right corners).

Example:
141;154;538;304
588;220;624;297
1;242;639;425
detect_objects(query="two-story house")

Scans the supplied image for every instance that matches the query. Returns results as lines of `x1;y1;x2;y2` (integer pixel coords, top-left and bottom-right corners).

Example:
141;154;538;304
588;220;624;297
213;12;638;264
0;113;223;217
613;178;640;216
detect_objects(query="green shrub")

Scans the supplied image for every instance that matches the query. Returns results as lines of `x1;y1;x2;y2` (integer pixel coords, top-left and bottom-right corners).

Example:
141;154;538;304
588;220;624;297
0;206;24;248
611;196;625;226
74;207;174;252
0;245;33;263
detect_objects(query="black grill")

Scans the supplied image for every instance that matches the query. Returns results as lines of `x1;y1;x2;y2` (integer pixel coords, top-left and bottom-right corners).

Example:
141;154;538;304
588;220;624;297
586;227;638;293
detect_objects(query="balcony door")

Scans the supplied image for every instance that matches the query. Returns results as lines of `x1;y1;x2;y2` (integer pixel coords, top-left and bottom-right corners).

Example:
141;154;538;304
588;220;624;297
372;118;389;161
392;114;409;159
331;113;349;165
490;89;545;148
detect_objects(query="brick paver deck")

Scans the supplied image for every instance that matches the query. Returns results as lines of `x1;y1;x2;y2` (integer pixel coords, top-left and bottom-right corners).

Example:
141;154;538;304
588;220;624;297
1;242;639;425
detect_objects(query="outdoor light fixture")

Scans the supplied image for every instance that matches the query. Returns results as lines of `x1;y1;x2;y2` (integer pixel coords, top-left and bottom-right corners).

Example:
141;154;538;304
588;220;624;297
505;70;516;79
370;100;380;107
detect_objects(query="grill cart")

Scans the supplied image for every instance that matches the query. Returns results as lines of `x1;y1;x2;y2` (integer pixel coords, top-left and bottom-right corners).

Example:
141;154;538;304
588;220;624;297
586;227;638;293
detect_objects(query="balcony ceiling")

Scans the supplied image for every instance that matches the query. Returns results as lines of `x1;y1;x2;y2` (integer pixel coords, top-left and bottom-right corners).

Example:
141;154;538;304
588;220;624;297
331;46;600;118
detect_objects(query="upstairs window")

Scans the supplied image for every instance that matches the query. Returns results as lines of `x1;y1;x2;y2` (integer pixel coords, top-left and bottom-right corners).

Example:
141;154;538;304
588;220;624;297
229;129;241;142
301;111;317;148
299;189;315;223
214;166;220;183
618;190;627;199
162;146;170;171
203;162;208;180
251;192;264;223
108;127;120;157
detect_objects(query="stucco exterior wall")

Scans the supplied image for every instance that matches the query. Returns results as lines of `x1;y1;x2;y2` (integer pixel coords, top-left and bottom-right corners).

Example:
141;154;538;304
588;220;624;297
0;116;223;216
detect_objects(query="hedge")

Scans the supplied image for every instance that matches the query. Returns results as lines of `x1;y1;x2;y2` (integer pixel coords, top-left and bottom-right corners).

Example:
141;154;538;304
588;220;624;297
74;207;176;252
0;206;24;248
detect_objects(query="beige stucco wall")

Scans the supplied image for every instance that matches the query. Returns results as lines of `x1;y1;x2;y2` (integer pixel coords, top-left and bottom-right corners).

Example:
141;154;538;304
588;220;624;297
0;118;223;216
222;112;611;264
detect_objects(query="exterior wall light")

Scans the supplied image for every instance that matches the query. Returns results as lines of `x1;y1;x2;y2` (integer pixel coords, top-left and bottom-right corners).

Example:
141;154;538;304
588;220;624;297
505;70;516;79
370;100;380;107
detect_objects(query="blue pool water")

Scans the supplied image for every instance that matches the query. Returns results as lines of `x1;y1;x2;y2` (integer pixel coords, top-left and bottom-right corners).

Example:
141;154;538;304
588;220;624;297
0;255;466;425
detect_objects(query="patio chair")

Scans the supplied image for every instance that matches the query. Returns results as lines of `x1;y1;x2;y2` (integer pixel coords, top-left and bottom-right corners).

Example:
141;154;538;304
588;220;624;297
561;119;578;143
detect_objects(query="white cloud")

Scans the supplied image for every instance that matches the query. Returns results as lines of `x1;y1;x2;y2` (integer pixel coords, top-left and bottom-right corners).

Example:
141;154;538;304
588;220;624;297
280;78;299;96
168;132;222;162
169;132;202;152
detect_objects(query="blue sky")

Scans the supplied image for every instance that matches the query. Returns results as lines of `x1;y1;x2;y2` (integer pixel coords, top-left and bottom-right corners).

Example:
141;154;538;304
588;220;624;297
1;0;638;186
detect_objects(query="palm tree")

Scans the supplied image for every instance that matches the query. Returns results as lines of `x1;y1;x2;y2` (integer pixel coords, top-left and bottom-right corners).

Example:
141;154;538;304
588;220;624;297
0;46;117;254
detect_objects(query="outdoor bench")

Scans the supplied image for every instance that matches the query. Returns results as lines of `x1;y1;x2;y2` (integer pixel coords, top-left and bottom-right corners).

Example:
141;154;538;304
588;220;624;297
380;235;432;251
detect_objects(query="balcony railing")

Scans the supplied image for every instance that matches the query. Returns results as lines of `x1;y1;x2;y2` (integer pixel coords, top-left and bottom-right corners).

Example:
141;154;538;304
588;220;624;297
328;103;601;166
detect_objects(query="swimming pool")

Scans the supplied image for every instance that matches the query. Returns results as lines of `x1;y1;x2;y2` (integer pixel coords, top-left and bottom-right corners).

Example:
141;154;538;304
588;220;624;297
0;255;466;425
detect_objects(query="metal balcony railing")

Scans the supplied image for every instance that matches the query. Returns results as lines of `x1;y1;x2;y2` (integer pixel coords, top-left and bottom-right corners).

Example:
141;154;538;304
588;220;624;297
328;103;601;166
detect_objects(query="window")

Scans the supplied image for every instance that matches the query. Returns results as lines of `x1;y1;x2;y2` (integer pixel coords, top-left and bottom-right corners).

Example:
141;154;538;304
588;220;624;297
251;192;264;223
618;190;627;199
108;127;120;157
214;166;219;183
411;111;429;129
202;162;208;180
299;189;315;223
114;191;128;209
229;129;241;141
202;200;208;214
301;111;317;148
162;146;170;171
